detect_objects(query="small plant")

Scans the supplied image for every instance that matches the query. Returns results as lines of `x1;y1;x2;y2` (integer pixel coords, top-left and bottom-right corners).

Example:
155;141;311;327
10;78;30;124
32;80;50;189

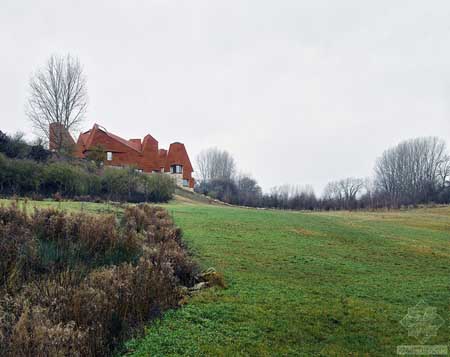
198;267;227;288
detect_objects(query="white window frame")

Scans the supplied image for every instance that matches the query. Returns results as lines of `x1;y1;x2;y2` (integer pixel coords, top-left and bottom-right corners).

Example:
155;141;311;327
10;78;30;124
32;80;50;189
182;179;189;187
106;151;113;161
170;164;183;174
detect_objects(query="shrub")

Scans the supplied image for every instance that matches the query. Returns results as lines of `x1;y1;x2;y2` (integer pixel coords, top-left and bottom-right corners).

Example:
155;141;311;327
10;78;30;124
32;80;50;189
41;162;86;197
0;203;198;356
142;173;175;203
0;155;175;203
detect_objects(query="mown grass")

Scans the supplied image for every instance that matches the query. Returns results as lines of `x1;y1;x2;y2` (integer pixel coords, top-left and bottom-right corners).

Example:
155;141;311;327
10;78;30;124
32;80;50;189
126;203;450;356
4;199;450;355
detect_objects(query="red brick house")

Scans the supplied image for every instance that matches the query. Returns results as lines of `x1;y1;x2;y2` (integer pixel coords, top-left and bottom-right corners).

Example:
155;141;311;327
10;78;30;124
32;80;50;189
49;123;195;189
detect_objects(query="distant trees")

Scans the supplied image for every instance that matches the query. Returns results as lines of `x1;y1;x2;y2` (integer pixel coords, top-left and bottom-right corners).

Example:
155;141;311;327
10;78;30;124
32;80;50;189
262;185;317;210
194;136;450;211
0;130;51;162
374;137;450;207
2;129;449;209
195;149;265;206
26;54;87;152
194;147;319;209
196;148;236;182
323;177;365;210
236;174;262;207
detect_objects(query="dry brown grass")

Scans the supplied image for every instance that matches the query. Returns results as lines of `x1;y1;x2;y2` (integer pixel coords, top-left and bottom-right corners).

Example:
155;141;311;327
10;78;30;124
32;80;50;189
0;202;198;356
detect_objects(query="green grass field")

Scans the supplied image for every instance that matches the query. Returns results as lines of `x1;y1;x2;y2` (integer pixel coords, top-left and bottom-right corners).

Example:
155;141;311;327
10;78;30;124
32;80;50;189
127;203;450;356
4;199;450;356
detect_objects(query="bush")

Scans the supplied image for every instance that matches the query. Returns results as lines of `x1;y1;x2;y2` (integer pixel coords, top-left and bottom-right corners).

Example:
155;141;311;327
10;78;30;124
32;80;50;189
0;156;43;196
102;168;175;203
0;203;198;356
41;162;82;196
141;173;175;203
0;154;175;203
0;131;50;161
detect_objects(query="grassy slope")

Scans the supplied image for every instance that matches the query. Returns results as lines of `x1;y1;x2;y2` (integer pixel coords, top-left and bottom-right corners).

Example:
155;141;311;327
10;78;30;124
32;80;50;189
127;204;450;356
3;199;450;355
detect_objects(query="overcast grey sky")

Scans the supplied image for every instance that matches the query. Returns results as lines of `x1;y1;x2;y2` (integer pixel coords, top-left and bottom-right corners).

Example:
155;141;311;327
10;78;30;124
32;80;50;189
1;0;450;193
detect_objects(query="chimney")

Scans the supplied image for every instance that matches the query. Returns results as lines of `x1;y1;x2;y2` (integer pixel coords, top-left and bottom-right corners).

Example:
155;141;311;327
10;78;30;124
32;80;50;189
49;123;75;151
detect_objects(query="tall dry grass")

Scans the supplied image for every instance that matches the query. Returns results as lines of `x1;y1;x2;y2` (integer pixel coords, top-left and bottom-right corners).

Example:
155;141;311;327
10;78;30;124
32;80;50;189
0;202;198;356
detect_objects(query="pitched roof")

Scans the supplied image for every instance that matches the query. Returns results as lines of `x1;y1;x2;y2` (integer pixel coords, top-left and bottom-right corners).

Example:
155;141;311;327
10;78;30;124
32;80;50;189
166;142;193;172
129;139;142;151
103;129;141;153
82;124;142;153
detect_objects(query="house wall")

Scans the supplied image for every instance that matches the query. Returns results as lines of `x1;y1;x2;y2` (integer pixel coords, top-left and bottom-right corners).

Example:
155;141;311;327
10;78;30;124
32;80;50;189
69;124;195;189
85;130;162;172
165;143;195;188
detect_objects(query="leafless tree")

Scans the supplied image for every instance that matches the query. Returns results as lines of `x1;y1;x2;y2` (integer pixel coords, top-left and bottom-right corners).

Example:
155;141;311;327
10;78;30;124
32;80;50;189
323;177;365;209
323;181;342;202
263;184;317;210
375;137;450;206
196;147;236;182
26;54;87;152
437;154;450;190
339;177;365;202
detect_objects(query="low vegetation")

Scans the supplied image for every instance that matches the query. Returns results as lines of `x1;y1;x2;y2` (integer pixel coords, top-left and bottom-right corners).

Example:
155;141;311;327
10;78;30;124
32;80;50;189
0;153;175;203
0;202;198;356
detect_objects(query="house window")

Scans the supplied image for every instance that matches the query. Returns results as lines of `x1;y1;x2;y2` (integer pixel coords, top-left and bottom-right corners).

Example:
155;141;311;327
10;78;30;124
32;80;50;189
182;179;189;187
106;152;113;161
135;169;143;173
170;164;183;174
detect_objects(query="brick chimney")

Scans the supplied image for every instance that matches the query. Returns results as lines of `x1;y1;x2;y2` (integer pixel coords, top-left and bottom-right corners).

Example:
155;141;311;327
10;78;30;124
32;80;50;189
49;123;75;151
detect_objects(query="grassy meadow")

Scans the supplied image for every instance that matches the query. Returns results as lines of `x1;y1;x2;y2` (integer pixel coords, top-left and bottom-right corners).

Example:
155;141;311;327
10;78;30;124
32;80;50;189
3;198;450;355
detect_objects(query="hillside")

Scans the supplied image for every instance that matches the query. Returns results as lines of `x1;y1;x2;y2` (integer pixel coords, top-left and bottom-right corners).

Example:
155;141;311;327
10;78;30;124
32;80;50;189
173;187;230;206
3;198;450;355
127;203;450;356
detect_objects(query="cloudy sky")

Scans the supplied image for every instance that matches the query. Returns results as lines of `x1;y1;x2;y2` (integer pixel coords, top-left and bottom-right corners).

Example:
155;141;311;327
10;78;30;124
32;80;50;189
2;0;450;193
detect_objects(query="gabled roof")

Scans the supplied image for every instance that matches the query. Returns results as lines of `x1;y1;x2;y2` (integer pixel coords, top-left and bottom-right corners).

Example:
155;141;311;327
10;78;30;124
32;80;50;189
129;139;142;151
101;127;141;153
82;124;142;153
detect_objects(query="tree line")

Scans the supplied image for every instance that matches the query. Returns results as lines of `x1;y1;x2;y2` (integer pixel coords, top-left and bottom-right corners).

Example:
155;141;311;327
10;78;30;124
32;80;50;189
195;137;450;210
7;54;450;210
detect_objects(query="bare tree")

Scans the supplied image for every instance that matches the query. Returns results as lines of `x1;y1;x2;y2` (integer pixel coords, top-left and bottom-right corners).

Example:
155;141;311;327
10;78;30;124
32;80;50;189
437;155;450;190
375;137;450;206
323;181;342;202
339;178;365;203
323;177;365;209
26;54;87;152
196;147;236;182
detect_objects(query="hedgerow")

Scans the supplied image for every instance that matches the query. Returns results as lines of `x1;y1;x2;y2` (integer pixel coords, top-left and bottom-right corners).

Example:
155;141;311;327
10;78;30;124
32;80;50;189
0;153;175;203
